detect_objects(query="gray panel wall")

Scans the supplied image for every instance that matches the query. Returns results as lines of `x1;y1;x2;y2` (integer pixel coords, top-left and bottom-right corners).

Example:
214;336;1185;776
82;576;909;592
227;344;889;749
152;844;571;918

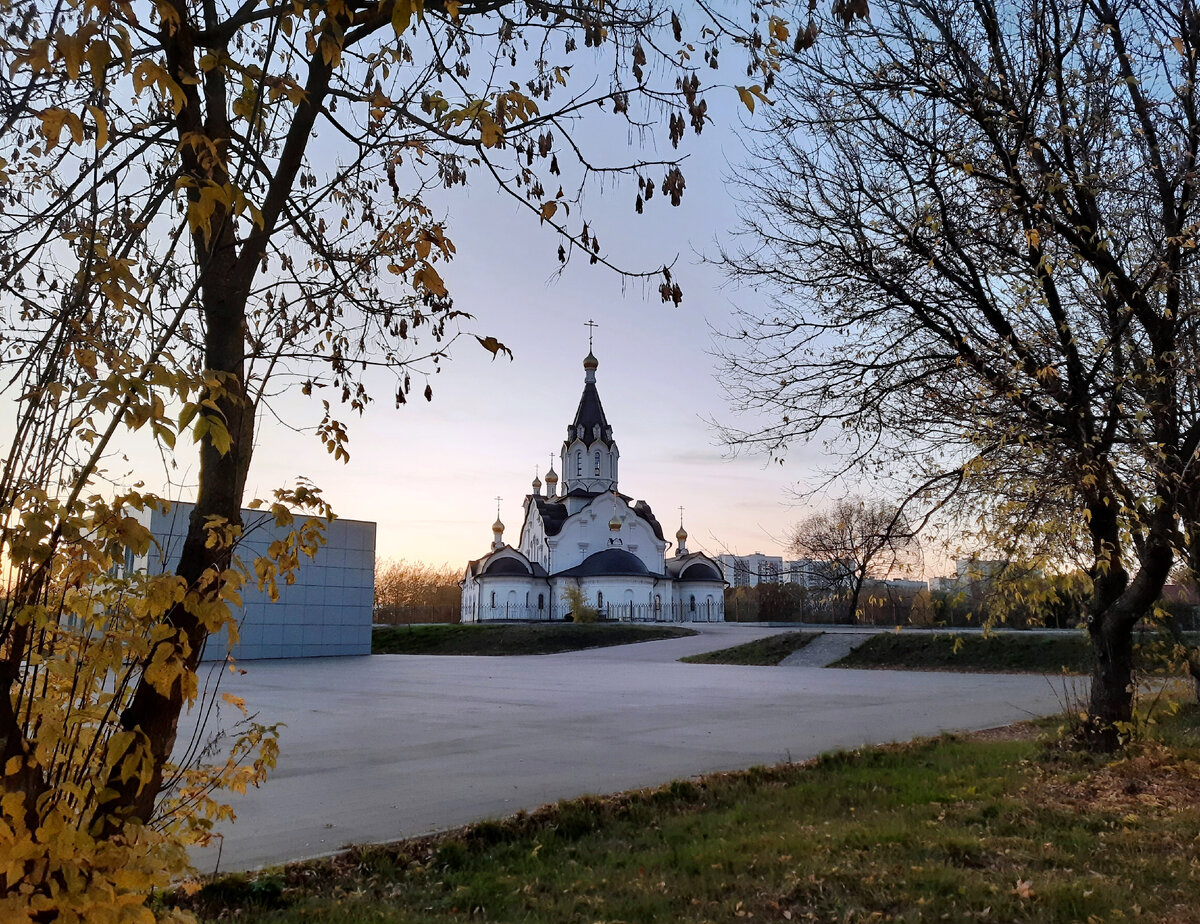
148;503;375;660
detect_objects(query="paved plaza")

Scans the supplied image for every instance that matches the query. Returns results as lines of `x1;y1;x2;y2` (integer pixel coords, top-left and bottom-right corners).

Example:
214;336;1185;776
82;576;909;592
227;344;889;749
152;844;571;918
186;625;1080;873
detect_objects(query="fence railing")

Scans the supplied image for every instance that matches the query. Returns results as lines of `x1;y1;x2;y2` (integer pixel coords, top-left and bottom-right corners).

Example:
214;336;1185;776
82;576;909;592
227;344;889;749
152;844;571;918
374;604;460;625
461;600;724;623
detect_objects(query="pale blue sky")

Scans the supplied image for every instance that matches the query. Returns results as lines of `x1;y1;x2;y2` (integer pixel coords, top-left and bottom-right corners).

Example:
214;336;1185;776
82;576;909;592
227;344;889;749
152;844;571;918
237;94;835;568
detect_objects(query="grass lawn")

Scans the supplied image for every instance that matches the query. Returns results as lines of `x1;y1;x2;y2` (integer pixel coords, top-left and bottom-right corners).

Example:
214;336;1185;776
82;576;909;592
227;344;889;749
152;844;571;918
371;622;696;656
181;708;1200;923
680;631;822;665
834;632;1096;673
835;630;1198;675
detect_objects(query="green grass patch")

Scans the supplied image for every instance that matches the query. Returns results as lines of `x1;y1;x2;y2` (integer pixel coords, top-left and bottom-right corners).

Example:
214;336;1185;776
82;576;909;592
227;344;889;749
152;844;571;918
371;622;696;656
835;630;1199;675
679;631;821;665
835;631;1095;673
179;709;1200;924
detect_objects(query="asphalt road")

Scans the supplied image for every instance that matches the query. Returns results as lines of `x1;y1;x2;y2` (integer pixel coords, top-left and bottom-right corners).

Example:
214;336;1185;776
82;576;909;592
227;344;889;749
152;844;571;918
183;624;1081;873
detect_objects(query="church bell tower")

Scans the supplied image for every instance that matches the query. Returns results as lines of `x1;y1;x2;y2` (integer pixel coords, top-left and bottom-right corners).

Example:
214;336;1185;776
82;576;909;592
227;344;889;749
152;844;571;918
561;346;620;495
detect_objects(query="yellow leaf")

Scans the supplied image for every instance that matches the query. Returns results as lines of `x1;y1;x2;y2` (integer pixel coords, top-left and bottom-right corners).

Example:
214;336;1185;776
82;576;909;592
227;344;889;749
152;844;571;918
39;108;84;149
87;105;108;148
736;85;755;114
221;693;247;715
539;201;558;223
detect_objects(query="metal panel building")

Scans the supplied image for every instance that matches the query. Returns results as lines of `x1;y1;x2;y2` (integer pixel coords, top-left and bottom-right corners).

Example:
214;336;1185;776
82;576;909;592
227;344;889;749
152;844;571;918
141;502;375;660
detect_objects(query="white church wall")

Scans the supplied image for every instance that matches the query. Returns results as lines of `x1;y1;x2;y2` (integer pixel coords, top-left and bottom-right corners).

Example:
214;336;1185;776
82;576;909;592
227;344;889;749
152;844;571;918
476;576;548;621
673;582;725;621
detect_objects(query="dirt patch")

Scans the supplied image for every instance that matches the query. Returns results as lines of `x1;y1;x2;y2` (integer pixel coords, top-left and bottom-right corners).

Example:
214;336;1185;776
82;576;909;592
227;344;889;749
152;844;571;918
1032;743;1200;820
966;721;1042;742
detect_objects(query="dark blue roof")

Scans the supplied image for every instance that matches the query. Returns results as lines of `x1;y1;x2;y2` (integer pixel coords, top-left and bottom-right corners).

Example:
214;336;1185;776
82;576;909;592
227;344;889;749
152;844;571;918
678;562;721;582
559;548;654;577
484;557;533;576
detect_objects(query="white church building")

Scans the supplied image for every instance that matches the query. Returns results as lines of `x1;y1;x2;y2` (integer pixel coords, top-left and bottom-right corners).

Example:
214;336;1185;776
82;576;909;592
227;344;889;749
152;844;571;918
460;349;726;622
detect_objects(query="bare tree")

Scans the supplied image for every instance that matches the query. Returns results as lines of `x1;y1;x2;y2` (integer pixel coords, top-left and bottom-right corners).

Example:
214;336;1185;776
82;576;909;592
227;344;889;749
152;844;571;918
788;497;916;622
719;0;1200;748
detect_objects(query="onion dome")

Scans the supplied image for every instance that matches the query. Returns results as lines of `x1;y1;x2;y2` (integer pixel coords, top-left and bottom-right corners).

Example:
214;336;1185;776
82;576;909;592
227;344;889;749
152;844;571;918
583;351;599;371
492;517;504;535
609;514;622;531
676;525;688;543
532;473;542;492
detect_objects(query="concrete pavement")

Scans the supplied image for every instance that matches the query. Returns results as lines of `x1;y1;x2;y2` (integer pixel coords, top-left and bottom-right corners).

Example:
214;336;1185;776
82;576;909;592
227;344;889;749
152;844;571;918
183;624;1077;874
779;631;877;667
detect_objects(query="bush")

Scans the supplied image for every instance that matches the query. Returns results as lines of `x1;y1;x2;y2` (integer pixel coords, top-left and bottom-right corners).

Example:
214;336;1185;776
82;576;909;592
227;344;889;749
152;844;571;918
562;583;600;623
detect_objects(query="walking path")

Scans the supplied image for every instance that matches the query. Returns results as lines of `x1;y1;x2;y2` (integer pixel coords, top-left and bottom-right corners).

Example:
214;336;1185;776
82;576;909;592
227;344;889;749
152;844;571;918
779;631;877;667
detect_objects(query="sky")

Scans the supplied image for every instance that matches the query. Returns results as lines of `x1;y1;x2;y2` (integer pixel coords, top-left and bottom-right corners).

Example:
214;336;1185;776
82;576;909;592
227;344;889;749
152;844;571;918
35;28;869;575
234;92;841;570
243;140;834;567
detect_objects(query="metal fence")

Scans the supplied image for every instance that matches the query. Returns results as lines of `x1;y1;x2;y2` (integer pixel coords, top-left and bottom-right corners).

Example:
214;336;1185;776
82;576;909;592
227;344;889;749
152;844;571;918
462;599;724;623
374;604;460;625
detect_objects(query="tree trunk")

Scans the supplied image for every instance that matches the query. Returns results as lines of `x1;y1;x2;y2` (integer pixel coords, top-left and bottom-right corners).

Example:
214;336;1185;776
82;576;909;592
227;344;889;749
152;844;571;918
846;574;865;624
1085;615;1136;750
1083;538;1173;751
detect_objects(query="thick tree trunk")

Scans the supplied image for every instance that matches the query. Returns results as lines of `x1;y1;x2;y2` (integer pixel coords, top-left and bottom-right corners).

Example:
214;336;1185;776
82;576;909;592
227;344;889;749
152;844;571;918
1083;538;1173;751
1085;615;1136;750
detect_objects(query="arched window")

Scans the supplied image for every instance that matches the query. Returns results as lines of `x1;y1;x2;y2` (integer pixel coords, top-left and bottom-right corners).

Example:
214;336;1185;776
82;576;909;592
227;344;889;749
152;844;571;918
490;591;496;607
597;590;604;608
537;593;545;610
525;592;529;605
576;450;582;476
654;594;662;614
594;451;601;475
689;594;696;613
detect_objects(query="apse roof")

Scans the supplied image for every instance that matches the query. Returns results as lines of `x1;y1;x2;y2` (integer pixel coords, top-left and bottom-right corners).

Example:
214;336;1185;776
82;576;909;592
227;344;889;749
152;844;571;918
483;557;534;576
676;562;722;582
665;552;727;584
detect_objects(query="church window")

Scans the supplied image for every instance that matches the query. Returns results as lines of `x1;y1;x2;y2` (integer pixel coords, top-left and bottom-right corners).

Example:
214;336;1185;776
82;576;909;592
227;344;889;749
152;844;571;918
490;591;496;607
594;451;601;475
597;591;604;609
537;593;545;610
689;594;696;613
576;450;582;477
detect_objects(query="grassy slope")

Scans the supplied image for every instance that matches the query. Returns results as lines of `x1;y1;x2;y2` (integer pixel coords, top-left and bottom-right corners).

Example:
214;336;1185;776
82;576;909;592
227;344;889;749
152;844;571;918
680;631;821;665
835;632;1095;673
835;630;1198;675
185;711;1200;924
371;623;696;656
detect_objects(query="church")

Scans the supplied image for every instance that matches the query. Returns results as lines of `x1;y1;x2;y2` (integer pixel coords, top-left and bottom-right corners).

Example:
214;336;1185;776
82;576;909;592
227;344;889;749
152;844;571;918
460;347;726;623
